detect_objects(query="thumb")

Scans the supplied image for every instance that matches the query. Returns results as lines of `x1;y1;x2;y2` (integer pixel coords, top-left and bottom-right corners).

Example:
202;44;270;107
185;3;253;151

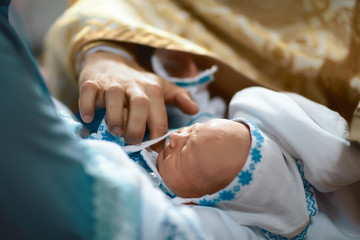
163;81;199;115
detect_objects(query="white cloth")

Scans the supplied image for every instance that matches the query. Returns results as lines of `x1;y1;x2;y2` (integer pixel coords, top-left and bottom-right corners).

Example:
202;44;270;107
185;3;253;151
229;87;360;192
225;87;360;238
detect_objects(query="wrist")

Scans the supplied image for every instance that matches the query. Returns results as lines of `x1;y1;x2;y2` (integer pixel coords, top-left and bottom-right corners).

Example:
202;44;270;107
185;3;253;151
83;45;135;67
74;42;137;79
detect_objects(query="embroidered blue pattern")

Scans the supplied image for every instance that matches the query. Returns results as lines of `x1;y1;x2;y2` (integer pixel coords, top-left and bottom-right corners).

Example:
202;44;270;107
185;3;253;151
219;190;235;201
252;129;264;144
238;170;253;186
259;160;318;240
100;130;116;142
261;223;310;240
88;118;126;146
295;159;318;217
250;147;262;163
261;229;288;240
198;199;215;206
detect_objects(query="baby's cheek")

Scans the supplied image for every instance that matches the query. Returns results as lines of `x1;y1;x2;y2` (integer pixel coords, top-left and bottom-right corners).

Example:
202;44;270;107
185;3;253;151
158;162;178;191
157;161;167;181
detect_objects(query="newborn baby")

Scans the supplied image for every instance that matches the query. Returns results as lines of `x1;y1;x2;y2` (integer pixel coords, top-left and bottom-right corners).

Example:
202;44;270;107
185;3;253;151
157;119;251;198
156;116;317;240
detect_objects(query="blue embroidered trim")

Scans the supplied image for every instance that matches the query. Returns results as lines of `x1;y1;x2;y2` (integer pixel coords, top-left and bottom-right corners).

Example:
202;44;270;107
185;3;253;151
261;223;310;240
259;160;318;240
174;75;212;87
196;119;264;206
261;229;288;240
295;159;318;217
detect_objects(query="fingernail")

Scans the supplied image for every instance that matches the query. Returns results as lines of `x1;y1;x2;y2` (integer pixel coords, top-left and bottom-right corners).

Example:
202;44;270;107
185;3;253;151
82;114;92;123
111;127;122;135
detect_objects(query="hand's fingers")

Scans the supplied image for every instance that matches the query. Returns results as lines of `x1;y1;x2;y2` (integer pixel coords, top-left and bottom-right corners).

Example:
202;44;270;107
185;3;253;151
174;92;199;114
104;83;125;136
146;83;168;152
124;88;150;144
79;80;101;123
163;81;199;114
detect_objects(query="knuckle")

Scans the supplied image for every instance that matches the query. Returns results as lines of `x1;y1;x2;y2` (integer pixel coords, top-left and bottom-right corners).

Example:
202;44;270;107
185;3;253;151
106;83;124;95
131;94;150;108
147;83;164;98
156;122;168;135
80;80;100;92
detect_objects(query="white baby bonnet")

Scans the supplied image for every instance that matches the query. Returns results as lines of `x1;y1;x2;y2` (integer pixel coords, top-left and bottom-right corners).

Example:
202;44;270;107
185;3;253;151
176;118;314;239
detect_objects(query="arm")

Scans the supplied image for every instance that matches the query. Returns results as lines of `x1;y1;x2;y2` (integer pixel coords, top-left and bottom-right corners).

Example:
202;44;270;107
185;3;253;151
44;0;205;147
0;8;93;238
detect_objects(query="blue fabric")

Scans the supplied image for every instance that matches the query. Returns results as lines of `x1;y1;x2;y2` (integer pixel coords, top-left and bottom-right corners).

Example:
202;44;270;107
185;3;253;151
0;0;9;19
0;4;94;239
0;0;10;6
77;107;106;133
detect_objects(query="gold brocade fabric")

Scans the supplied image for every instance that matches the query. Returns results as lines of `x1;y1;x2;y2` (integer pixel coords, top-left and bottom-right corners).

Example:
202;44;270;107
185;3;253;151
44;0;360;122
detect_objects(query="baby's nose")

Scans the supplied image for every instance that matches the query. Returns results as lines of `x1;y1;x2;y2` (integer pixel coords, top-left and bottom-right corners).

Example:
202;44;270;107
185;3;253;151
169;132;186;148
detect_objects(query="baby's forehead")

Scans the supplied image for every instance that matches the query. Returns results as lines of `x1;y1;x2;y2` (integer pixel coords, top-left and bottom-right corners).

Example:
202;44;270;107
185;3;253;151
191;121;241;150
191;119;249;155
196;119;239;135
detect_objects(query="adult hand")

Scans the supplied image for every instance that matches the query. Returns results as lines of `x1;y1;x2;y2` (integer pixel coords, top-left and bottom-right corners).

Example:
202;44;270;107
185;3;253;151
78;51;199;149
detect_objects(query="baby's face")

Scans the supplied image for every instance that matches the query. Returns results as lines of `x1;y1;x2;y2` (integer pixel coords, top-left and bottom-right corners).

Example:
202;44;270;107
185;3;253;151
157;119;251;198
